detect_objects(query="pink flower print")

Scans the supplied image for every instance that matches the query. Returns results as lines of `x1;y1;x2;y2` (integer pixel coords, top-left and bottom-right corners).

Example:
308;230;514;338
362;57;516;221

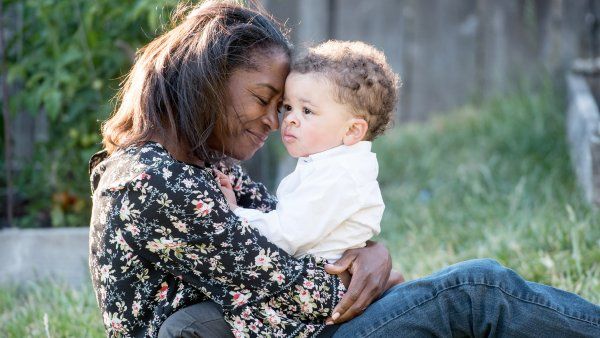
119;200;133;221
241;309;252;319
270;272;285;285
103;312;127;334
230;291;251;306
268;313;281;326
254;251;272;270
125;223;140;236
298;288;311;302
301;302;314;314
132;301;141;318
303;280;315;289
313;291;321;301
155;282;169;301
172;293;183;308
192;198;212;217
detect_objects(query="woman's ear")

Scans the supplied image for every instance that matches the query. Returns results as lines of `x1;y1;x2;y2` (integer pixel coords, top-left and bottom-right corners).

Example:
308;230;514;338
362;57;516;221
342;118;368;146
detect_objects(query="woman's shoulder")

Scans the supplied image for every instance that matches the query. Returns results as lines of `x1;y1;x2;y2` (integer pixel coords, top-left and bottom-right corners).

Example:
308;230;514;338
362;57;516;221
89;141;212;194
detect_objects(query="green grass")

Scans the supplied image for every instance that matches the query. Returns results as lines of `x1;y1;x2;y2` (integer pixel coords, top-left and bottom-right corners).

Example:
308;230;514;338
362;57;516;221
0;279;104;337
374;83;599;303
1;84;598;336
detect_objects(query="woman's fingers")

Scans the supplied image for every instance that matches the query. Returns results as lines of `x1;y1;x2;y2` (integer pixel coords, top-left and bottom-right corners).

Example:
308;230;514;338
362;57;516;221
326;241;392;324
325;252;356;275
334;274;380;323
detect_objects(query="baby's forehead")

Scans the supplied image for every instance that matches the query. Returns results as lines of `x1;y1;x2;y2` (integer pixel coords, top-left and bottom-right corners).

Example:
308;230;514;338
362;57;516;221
284;71;338;92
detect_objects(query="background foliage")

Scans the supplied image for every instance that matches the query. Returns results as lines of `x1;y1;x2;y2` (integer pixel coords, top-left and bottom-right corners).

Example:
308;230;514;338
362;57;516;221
2;0;182;227
1;85;598;336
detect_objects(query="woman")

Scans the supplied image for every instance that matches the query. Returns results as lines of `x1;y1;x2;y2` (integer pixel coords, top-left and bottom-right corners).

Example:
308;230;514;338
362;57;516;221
89;1;600;337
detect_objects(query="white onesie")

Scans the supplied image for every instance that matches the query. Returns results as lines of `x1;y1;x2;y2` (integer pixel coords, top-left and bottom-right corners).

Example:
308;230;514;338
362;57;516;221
234;141;384;262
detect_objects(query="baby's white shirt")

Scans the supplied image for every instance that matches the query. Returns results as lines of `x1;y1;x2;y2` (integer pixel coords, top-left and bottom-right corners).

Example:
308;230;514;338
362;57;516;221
233;141;384;262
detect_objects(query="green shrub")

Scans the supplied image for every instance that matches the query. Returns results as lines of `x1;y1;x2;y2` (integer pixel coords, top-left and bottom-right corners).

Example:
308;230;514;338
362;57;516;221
2;0;181;227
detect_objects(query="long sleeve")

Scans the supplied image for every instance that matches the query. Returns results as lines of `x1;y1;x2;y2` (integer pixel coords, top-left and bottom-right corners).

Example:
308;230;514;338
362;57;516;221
218;163;278;212
233;165;377;258
90;143;346;337
115;161;342;314
98;156;343;335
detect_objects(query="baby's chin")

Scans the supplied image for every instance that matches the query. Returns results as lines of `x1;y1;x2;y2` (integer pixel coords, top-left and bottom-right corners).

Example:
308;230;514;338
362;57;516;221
283;145;305;158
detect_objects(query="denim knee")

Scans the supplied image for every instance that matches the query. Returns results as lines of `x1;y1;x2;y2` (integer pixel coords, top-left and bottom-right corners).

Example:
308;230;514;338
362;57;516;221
441;258;509;288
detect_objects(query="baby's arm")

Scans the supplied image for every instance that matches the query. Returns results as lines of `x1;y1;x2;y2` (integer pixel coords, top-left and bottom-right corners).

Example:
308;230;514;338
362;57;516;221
215;170;238;210
217;167;376;258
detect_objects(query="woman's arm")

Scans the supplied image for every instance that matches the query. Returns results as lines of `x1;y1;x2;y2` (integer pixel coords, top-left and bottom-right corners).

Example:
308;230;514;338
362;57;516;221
324;240;393;324
219;164;278;212
115;160;343;318
220;164;393;324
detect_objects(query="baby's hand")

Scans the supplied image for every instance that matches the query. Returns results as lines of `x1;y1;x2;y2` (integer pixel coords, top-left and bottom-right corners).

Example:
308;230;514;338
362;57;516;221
214;170;238;210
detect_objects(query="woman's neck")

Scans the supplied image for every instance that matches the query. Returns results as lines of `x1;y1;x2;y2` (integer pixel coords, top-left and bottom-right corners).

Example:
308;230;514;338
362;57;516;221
149;135;205;168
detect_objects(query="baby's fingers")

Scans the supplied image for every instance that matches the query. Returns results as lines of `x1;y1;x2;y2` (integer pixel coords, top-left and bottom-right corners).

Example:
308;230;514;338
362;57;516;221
213;170;233;188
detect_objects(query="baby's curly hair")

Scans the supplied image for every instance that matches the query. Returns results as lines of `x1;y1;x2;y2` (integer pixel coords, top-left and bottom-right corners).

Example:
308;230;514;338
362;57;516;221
292;40;400;140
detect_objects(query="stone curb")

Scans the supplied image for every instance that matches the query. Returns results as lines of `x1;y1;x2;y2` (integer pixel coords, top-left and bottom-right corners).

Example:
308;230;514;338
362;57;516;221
0;227;90;288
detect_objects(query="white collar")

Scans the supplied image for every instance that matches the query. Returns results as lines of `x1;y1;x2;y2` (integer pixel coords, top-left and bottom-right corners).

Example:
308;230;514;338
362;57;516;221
298;141;372;163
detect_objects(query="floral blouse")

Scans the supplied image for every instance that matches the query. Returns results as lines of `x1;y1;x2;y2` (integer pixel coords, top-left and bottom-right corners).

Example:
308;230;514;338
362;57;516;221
89;142;345;338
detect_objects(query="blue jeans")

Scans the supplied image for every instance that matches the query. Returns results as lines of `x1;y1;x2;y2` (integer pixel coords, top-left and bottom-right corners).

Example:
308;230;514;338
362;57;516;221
331;259;599;337
159;259;600;337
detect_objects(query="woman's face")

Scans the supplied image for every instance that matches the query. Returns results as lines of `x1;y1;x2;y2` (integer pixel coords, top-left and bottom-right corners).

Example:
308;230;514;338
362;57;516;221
212;50;290;161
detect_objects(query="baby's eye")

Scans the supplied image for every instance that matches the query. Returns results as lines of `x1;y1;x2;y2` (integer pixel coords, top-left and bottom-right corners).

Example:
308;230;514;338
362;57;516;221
278;104;292;115
303;108;313;115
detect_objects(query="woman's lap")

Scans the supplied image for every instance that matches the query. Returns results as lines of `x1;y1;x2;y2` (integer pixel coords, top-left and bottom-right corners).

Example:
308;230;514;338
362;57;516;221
158;301;234;338
160;259;600;337
332;258;600;337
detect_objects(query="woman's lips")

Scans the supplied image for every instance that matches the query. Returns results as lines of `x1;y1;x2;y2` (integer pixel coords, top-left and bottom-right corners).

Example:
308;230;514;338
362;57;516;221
246;130;268;145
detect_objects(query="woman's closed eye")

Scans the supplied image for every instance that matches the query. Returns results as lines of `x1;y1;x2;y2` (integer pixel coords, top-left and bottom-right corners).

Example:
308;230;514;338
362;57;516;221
255;96;268;106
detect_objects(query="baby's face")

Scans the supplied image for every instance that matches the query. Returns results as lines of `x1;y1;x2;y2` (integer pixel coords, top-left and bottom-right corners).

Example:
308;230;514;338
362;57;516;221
280;72;355;158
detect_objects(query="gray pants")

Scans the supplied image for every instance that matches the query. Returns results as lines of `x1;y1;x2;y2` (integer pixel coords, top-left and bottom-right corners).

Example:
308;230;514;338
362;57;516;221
158;301;338;337
158;302;233;338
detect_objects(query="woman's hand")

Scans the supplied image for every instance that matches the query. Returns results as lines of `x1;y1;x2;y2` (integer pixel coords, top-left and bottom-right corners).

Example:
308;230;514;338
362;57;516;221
324;240;392;324
385;270;405;290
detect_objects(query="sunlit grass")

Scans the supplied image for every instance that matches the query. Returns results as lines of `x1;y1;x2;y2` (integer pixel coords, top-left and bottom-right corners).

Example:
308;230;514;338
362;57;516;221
1;84;598;337
0;279;104;337
375;83;600;303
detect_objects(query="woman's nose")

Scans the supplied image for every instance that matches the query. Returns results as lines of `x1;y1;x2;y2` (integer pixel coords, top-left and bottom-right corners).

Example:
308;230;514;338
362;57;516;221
263;106;279;131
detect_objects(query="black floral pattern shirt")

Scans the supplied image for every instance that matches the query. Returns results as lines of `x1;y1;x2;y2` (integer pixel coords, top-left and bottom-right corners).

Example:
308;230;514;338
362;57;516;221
89;142;345;338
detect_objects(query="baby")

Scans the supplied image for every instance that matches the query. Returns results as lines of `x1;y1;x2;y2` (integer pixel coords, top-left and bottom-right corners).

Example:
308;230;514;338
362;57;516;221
218;40;399;263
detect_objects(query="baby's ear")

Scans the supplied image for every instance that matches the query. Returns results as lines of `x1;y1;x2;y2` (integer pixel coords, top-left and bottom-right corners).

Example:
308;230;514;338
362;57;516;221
343;118;368;146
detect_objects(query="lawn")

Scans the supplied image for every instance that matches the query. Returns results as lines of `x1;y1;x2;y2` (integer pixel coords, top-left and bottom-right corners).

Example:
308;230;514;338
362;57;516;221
375;83;599;303
1;84;598;337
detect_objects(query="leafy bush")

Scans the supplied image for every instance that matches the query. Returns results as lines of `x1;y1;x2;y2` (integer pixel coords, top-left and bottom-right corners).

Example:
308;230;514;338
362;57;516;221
2;0;181;227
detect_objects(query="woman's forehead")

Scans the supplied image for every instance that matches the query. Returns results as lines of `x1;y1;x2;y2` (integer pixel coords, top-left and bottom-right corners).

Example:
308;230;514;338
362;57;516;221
232;52;290;91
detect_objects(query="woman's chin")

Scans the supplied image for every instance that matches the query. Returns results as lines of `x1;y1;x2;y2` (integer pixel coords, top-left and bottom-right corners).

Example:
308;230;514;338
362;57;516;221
228;148;258;161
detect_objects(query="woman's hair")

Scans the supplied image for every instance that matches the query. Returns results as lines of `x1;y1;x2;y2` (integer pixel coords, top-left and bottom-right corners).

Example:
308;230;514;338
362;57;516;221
292;40;400;140
102;0;291;159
